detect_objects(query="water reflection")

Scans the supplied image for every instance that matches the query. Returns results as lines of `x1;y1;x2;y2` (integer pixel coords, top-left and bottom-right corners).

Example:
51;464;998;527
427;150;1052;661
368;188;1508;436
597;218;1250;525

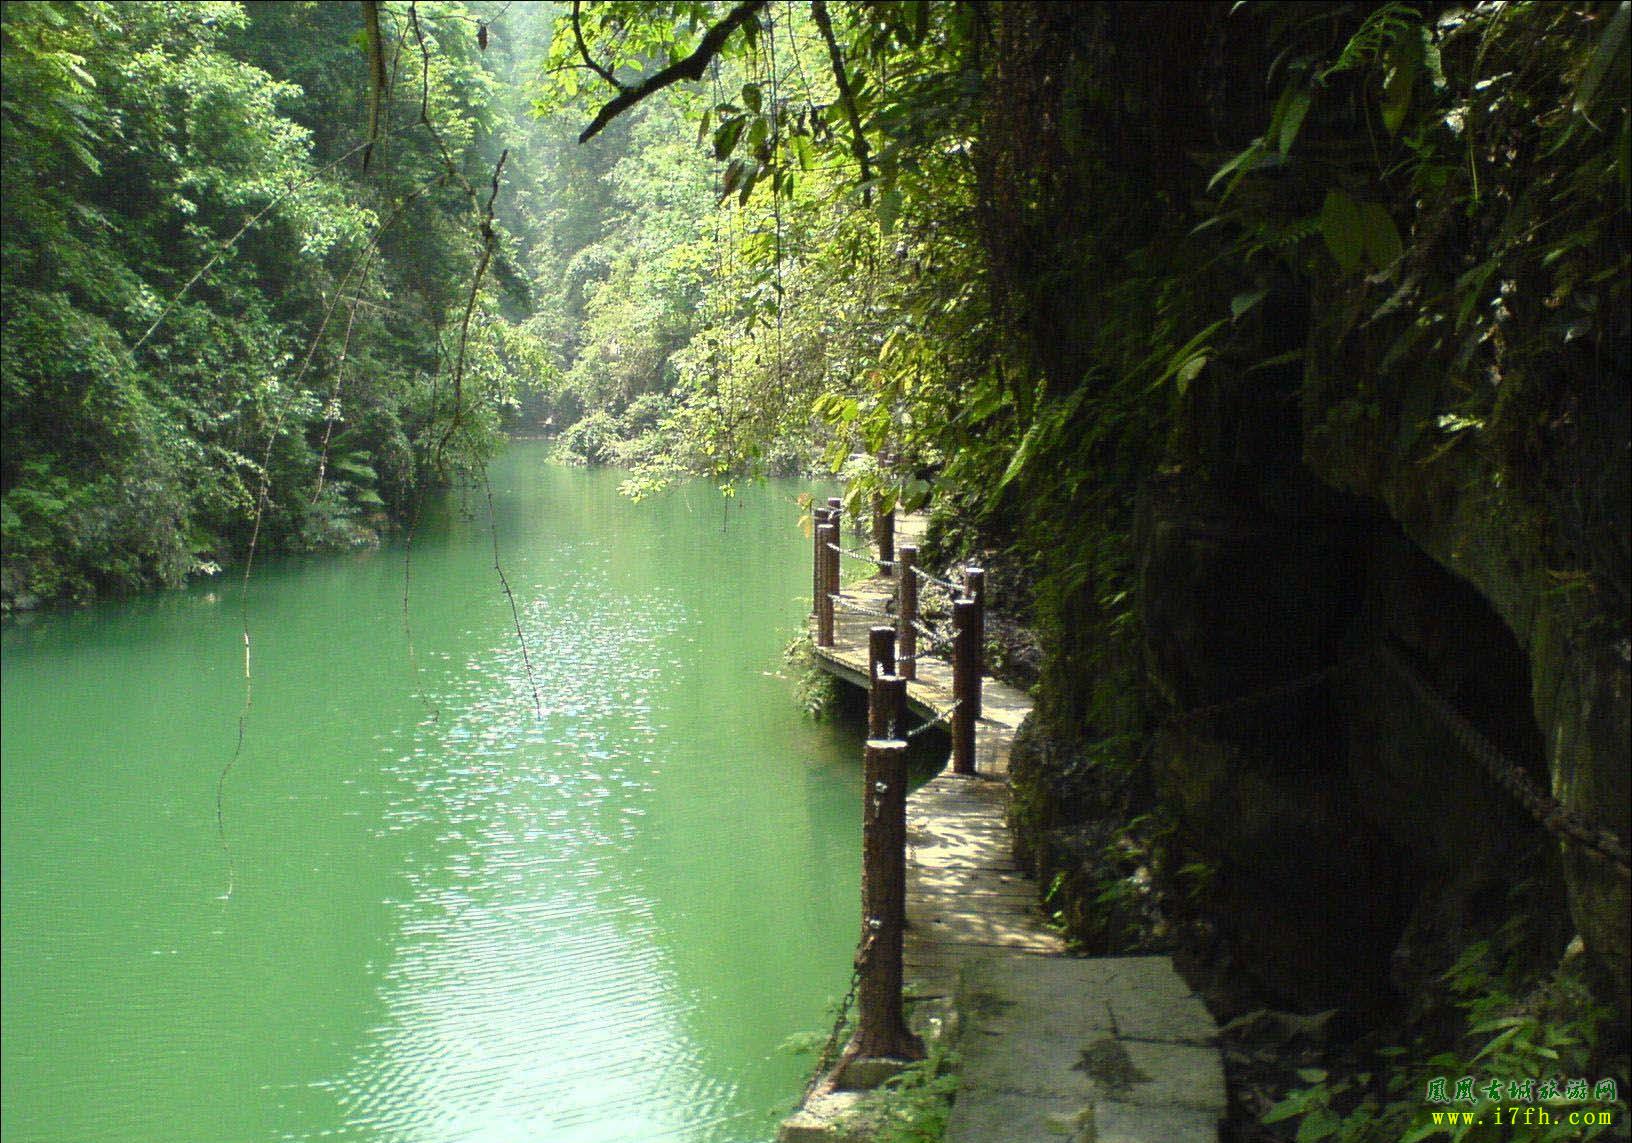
1;449;860;1143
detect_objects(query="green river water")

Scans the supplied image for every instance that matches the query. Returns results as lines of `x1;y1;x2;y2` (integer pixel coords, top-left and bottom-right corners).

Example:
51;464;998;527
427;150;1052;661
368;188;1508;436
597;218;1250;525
1;442;870;1143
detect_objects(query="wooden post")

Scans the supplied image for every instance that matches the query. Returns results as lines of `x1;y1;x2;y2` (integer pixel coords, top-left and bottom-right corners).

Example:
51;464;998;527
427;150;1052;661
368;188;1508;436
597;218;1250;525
951;596;981;775
896;545;918;682
966;561;979;741
817;521;838;647
827;496;845;542
868;626;906;739
812;504;830;619
869;624;896;676
872;493;895;576
966;567;985;725
826;518;842;638
839;736;923;1078
964;566;985;608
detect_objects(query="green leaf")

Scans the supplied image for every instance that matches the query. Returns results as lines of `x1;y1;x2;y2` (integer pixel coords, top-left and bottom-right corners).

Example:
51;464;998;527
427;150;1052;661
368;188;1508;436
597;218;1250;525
1278;88;1312;153
1175;353;1208;394
1381;34;1421;134
1573;1;1630;116
1208;138;1265;194
741;82;762;113
1320;189;1365;274
1453;259;1498;331
1263;1092;1313;1124
332;459;376;481
1146;320;1225;394
713;116;745;161
1296;1107;1341;1143
720;158;747;199
1360;201;1403;270
1245;349;1304;374
878;187;902;235
1471;1024;1522;1062
964;381;1009;424
1231;290;1267;320
996;387;1088;492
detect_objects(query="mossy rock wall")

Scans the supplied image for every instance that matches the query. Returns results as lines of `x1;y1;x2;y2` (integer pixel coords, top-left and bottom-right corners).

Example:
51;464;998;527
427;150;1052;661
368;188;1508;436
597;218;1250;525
1302;293;1630;1011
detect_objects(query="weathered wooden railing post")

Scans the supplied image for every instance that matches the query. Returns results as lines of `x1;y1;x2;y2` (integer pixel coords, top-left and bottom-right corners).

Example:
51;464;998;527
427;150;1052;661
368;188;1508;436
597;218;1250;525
872;493;895;576
964;567;985;608
951;571;985;775
817;520;838;647
896;544;918;682
868;623;894;679
839;733;923;1080
827;518;843;635
812;503;831;619
868;625;907;740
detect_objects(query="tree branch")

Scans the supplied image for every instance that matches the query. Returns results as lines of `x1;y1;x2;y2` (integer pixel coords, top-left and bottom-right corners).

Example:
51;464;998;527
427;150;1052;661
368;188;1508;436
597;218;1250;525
578;0;768;144
810;0;872;204
571;0;626;92
361;0;389;171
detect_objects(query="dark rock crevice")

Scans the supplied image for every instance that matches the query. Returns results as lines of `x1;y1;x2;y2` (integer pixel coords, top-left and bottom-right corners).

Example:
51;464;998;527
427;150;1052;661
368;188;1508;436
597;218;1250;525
1134;468;1576;1014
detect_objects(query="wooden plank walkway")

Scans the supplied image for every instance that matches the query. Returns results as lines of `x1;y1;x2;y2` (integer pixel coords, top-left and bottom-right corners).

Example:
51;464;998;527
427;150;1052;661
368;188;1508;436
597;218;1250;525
782;512;1223;1142
809;560;1060;1020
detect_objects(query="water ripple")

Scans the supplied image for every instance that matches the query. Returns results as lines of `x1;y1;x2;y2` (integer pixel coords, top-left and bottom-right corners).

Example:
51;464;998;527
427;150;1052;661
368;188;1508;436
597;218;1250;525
331;586;723;1141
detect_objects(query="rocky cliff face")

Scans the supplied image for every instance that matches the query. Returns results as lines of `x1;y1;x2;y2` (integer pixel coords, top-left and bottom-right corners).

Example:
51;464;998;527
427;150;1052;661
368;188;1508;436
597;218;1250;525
1123;298;1628;1015
988;0;1629;1023
1012;309;1626;1022
1299;289;1630;1011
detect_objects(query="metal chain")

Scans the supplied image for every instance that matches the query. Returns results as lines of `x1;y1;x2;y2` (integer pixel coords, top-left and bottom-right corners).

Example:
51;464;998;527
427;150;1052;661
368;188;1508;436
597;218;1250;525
1162;663;1339;730
910;619;952;648
805;931;875;1096
827;541;895;567
828;593;893;620
906;699;960;738
1374;642;1631;878
912;566;962;593
1164;649;1631;878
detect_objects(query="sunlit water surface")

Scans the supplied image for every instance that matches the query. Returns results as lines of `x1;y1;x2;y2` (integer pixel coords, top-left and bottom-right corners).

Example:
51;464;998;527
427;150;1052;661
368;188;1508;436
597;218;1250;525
2;445;866;1142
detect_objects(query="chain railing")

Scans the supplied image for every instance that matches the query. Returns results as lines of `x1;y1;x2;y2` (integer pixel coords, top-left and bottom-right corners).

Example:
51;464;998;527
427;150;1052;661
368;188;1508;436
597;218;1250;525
829;539;896;568
905;698;960;739
912;566;962;594
803;931;874;1098
1158;646;1630;879
802;486;1631;1119
829;593;893;621
1373;641;1630;877
810;497;985;773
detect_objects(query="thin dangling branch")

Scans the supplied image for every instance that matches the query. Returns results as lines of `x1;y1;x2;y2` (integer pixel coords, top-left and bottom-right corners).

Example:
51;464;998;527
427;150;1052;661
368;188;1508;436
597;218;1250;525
809;0;872;205
571;0;627;91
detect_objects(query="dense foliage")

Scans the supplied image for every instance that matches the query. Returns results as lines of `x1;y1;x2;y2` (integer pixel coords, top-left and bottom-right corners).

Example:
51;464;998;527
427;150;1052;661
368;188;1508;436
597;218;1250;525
1;0;544;602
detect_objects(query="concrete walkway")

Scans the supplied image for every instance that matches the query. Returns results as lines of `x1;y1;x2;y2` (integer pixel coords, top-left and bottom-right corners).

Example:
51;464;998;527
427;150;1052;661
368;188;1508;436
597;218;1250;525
948;955;1225;1142
781;513;1224;1141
